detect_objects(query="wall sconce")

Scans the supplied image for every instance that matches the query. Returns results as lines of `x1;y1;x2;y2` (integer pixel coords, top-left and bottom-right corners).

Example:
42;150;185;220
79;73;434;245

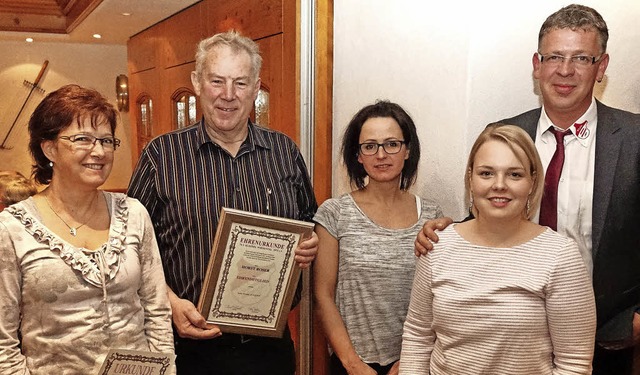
115;74;129;112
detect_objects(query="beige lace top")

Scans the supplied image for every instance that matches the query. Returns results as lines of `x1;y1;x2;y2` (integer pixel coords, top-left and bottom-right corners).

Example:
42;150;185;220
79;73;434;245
0;192;174;375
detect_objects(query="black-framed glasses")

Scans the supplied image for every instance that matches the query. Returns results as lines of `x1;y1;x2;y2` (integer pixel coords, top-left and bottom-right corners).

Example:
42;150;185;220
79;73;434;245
58;134;121;151
358;140;405;155
538;53;603;67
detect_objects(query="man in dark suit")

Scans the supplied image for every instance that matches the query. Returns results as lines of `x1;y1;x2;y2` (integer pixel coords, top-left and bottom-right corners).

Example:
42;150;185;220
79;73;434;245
415;4;640;374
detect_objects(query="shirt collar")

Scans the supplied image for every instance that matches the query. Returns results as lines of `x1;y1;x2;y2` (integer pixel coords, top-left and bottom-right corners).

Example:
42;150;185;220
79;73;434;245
537;97;598;147
195;118;271;153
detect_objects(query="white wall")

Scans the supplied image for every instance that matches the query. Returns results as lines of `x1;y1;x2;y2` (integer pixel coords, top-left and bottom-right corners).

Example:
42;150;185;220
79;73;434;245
0;41;131;190
333;0;640;219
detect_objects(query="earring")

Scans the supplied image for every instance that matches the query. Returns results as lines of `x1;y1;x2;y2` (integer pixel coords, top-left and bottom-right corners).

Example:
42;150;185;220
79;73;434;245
469;195;474;213
526;198;531;217
48;161;53;168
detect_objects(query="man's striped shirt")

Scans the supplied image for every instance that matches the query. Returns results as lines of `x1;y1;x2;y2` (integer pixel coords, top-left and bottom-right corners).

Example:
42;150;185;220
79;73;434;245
128;120;317;304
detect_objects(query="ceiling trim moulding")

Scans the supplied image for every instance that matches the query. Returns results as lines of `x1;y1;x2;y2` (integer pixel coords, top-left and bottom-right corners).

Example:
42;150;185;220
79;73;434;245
0;0;103;34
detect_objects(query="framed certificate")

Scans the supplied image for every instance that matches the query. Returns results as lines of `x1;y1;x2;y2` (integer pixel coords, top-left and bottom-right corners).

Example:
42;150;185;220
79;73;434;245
98;349;175;375
197;207;315;337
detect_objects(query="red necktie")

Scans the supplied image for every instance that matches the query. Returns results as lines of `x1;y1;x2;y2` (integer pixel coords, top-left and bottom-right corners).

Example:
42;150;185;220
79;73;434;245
539;127;571;230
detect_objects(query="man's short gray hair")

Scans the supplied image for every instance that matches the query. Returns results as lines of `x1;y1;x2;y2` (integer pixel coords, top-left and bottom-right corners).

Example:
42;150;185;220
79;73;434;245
194;30;262;81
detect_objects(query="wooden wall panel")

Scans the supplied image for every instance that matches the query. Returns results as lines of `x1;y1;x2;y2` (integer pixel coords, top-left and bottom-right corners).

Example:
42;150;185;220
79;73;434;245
127;68;159;159
159;3;205;69
128;3;204;162
281;0;296;141
204;0;283;41
128;0;290;163
127;26;159;74
255;35;293;139
313;0;334;204
312;1;335;373
161;62;200;130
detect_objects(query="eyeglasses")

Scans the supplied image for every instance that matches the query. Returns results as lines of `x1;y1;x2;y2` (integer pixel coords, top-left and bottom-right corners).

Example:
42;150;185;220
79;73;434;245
358;140;405;156
58;134;121;151
538;53;604;67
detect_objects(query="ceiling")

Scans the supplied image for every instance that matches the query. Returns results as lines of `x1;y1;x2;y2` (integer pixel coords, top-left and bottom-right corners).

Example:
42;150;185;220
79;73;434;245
0;0;201;45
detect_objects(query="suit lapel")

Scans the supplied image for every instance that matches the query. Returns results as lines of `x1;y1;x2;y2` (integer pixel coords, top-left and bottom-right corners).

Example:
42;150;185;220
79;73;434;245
502;108;539;139
520;117;538;141
592;101;623;255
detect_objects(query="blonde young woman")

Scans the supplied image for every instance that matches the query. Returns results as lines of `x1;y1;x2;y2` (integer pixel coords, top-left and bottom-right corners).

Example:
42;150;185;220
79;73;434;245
0;85;174;374
400;124;596;374
314;101;442;375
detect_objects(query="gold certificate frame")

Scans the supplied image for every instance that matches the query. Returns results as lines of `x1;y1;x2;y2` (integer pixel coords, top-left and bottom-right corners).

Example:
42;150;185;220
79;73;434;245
98;349;174;375
197;207;314;337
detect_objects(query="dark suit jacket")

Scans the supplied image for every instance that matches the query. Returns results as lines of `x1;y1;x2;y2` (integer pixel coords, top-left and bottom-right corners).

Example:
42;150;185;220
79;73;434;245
501;101;640;343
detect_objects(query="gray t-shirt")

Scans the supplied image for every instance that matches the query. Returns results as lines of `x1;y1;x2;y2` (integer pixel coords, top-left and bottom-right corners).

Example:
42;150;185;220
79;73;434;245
314;193;442;365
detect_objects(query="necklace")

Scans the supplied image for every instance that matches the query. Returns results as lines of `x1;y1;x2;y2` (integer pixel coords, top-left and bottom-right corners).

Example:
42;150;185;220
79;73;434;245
43;193;97;236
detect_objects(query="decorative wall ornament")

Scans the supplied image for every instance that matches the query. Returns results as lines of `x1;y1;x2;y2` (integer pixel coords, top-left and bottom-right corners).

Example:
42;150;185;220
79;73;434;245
1;60;49;149
115;74;129;112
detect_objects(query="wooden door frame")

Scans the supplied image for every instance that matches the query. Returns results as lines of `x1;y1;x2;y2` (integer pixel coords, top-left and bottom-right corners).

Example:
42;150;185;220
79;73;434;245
298;1;333;374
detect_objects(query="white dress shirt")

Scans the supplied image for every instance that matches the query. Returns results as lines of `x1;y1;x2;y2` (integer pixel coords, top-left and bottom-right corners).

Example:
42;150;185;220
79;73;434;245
534;98;597;275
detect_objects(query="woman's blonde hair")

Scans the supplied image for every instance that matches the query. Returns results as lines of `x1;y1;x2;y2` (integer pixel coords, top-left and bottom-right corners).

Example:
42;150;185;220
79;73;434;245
464;123;544;220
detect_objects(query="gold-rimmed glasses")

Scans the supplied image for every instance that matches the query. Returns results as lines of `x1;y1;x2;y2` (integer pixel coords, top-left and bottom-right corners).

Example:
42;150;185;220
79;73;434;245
58;134;121;151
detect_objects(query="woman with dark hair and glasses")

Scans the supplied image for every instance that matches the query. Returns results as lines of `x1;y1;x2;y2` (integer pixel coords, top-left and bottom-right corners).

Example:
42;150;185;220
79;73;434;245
0;84;174;374
313;100;442;375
